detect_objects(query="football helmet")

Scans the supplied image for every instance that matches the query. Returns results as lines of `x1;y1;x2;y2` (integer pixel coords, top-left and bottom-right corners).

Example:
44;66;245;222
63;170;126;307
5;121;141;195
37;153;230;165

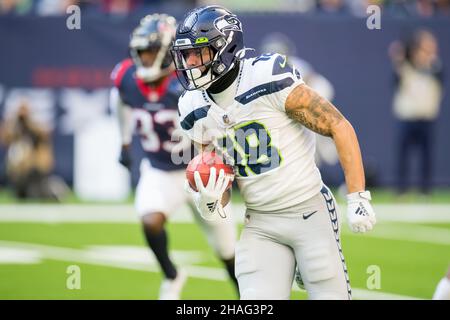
171;5;244;90
260;32;297;57
129;13;176;82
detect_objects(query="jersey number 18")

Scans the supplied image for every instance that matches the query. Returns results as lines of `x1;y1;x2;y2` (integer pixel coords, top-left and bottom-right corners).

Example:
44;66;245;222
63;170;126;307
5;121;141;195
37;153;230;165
218;121;282;177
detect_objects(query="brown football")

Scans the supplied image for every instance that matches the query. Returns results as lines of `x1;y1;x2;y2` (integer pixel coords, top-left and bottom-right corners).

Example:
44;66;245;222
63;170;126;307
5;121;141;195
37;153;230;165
186;151;234;192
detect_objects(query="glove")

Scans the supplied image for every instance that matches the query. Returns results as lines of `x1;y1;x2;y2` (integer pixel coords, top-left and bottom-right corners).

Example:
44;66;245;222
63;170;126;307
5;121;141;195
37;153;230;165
346;190;376;233
119;145;132;170
184;167;230;221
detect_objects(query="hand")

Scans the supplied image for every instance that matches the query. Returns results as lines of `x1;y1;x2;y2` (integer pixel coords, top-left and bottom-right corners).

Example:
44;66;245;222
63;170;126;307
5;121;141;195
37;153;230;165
346;190;376;233
185;167;230;221
388;41;405;63
119;145;132;170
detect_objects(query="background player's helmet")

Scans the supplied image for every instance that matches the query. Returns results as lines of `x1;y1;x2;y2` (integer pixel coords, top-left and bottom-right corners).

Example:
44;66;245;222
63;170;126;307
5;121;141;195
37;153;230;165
260;32;297;57
129;13;176;82
171;5;244;90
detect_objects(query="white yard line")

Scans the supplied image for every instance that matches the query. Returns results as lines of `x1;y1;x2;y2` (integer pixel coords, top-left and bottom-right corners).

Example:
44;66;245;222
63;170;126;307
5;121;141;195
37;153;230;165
0;240;422;300
345;223;450;246
1;203;450;223
349;288;421;300
373;204;450;223
1;204;450;246
0;204;139;223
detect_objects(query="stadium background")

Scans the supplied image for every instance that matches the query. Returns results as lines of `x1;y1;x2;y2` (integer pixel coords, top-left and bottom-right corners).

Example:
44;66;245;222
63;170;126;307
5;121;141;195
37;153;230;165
0;0;449;300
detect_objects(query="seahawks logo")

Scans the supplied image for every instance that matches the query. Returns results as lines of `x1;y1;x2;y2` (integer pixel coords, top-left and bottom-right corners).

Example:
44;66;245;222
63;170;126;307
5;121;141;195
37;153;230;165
214;14;242;35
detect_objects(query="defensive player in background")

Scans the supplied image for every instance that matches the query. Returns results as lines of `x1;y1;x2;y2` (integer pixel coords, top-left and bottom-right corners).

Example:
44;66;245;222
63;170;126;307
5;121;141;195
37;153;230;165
110;14;238;299
433;266;450;300
172;6;376;299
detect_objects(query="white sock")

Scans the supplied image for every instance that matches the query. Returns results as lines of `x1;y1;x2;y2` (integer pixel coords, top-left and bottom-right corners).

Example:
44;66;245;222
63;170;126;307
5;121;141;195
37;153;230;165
432;277;450;300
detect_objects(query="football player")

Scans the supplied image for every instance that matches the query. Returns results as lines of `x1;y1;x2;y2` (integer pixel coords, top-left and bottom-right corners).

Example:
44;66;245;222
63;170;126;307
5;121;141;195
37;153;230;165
172;6;376;299
433;266;450;300
110;13;238;300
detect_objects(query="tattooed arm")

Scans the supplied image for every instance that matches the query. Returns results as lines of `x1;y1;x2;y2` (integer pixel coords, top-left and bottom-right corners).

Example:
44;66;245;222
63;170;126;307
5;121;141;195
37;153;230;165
285;83;365;193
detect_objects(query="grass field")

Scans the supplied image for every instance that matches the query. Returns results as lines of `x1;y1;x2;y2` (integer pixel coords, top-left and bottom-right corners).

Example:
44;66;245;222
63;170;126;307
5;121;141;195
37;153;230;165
0;188;449;300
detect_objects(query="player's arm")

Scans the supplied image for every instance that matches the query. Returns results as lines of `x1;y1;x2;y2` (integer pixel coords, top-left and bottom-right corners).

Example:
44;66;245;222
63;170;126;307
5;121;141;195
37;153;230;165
111;88;133;147
285;83;363;193
110;88;133;169
285;83;376;233
388;40;406;74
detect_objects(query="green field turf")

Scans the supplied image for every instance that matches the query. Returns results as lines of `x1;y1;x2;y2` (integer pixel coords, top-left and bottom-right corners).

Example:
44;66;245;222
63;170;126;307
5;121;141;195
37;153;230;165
1;187;450;204
0;186;449;300
0;214;449;300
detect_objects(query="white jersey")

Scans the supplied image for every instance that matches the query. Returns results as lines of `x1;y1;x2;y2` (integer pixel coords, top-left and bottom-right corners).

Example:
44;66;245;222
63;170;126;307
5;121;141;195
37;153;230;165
178;53;323;212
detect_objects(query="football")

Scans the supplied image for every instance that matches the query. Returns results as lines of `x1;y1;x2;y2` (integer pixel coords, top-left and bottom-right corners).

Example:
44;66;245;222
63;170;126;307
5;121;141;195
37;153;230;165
186;151;234;192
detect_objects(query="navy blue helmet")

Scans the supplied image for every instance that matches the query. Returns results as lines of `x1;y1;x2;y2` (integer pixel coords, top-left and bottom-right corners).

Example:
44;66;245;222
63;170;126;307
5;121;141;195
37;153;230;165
171;5;244;90
129;13;177;82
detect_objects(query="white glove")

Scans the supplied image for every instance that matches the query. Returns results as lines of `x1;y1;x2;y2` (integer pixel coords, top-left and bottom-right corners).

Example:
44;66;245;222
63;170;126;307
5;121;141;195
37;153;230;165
185;167;231;221
346;190;376;233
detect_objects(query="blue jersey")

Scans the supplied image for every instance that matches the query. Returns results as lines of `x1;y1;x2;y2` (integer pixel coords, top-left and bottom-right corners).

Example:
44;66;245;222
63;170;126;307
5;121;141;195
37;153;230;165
112;58;189;171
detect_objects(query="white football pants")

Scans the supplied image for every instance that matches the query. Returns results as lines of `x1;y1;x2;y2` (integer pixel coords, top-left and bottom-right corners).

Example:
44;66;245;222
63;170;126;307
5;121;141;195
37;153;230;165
235;185;351;300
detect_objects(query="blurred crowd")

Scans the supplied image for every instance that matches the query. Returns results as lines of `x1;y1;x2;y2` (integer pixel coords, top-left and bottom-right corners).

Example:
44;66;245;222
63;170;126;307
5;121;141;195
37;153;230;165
0;102;69;200
389;29;443;195
0;0;195;16
0;1;447;198
314;0;450;17
1;0;450;17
